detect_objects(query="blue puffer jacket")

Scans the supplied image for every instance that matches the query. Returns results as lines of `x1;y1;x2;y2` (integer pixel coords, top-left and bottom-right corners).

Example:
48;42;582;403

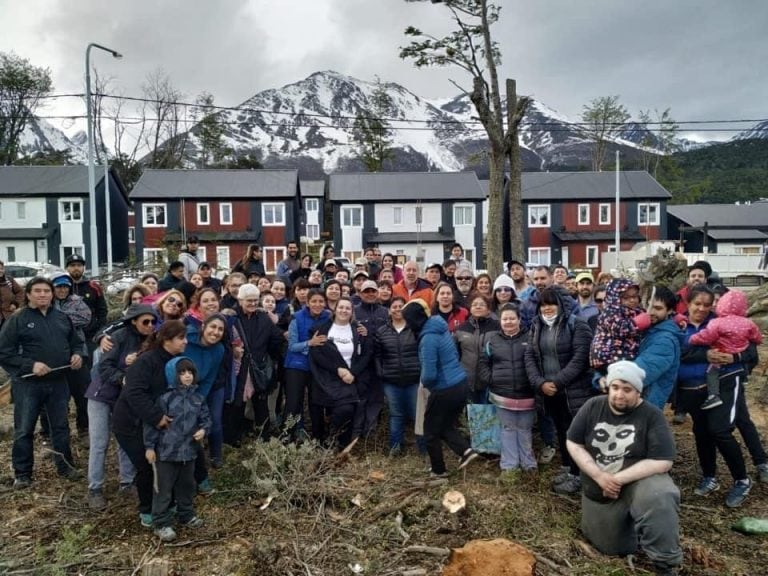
418;316;467;391
285;306;331;371
635;318;684;409
677;313;714;387
143;357;212;462
183;322;225;398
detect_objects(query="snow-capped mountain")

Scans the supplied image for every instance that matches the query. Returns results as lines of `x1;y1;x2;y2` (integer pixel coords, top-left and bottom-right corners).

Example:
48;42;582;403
17;117;87;163
732;119;768;141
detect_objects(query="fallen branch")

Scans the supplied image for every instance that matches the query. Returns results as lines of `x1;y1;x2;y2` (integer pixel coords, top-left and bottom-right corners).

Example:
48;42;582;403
404;545;450;557
533;552;569;575
394;511;410;543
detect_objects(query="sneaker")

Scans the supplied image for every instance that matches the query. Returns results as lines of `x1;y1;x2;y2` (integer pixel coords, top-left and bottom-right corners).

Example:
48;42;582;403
429;470;449;479
139;513;153;529
672;412;687;425
757;463;768;484
388;445;404;458
181;516;204;528
118;482;138;498
210;457;224;469
693;477;720;497
13;476;32;490
153;526;177;542
88;490;107;511
458;449;479;470
552;474;582;495
701;395;723;411
538;445;556;464
59;468;82;481
552;466;571;485
725;479;752;508
197;478;213;495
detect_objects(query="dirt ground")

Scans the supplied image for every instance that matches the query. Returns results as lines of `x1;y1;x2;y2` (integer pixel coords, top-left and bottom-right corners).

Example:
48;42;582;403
1;363;767;575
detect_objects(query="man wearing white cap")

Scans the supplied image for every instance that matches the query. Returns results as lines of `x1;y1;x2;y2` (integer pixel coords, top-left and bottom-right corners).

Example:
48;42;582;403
566;360;682;576
573;271;599;322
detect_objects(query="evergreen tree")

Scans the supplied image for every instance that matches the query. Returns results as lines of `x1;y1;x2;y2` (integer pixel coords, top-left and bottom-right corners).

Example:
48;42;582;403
351;79;395;172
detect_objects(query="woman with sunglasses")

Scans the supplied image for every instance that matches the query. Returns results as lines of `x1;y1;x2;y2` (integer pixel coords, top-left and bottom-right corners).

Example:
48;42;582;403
84;304;158;511
491;275;518;317
155;290;187;327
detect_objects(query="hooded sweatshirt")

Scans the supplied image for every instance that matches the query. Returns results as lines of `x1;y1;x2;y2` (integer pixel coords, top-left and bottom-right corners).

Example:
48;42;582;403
688;289;762;354
590;278;644;370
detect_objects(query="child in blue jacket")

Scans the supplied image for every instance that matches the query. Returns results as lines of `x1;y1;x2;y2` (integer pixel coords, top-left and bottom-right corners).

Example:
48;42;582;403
144;357;211;542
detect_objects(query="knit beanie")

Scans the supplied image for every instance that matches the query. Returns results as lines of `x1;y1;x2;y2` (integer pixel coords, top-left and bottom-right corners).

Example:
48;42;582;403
606;360;646;393
402;298;431;335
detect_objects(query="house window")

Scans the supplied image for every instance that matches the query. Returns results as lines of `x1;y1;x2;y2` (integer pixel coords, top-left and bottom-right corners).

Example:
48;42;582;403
463;248;475;267
599;203;611;225
143;203;167;227
128;227;135;243
60;200;83;222
528;247;551;265
16;201;26;220
638;203;660;226
528;204;550;228
415;206;423;224
197;203;210;225
263;247;286;273
143;248;168;265
454;204;475;226
61;245;85;263
306;224;320;239
305;198;319;212
393;206;403;226
342;206;362;227
578;204;590;226
220;203;233;225
586;245;599;268
216;246;230;270
735;246;761;255
6;246;15;261
262;203;285;226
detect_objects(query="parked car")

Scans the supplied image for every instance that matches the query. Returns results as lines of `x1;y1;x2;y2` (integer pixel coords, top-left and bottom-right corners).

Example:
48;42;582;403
336;257;353;272
4;262;64;286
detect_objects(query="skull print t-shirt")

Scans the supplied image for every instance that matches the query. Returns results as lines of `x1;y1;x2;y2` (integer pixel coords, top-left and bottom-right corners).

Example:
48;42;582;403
567;395;676;502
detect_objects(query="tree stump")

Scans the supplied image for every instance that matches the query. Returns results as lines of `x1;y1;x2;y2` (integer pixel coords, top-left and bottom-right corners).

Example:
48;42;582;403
141;558;170;576
441;538;535;576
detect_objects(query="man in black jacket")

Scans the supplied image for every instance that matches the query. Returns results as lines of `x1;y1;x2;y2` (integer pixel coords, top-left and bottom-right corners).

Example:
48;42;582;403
354;281;389;435
0;277;85;488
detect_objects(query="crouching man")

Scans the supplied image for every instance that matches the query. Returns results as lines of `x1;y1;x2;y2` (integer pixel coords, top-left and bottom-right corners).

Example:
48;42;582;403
566;360;682;576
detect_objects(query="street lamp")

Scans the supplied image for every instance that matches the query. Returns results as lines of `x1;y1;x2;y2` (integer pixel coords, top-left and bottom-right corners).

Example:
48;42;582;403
85;42;122;277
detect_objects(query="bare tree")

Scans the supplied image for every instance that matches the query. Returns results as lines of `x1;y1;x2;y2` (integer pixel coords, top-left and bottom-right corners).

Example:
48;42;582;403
581;95;629;171
400;0;530;274
142;69;189;169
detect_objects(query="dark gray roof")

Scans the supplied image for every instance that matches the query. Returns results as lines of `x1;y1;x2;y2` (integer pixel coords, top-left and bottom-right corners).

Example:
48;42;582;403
329;172;484;202
553;230;647;242
131;169;299;200
521;171;671;200
300;180;325;198
667;203;768;228
706;229;768;241
0;228;50;240
364;231;455;244
0;166;90;195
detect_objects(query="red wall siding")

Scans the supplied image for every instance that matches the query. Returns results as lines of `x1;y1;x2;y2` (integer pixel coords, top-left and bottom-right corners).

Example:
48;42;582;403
563;202;628;231
142;228;167;249
528;228;551;247
180;200;250;231
262;227;286;247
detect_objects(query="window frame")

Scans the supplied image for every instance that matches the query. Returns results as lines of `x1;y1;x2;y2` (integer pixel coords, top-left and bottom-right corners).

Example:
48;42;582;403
142;203;167;228
453;204;475;227
528;204;551;228
577;203;590;226
143;248;168;265
305;198;319;212
586;245;599;268
527;247;551;266
16;201;26;220
60;199;83;223
197;202;210;226
216;246;230;270
341;205;363;228
637;202;660;226
128;226;136;243
393;206;403;226
305;223;320;240
599;203;611;225
219;203;233;225
262;202;286;226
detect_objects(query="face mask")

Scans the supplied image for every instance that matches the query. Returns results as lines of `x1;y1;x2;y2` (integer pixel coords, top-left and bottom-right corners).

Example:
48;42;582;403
541;312;558;326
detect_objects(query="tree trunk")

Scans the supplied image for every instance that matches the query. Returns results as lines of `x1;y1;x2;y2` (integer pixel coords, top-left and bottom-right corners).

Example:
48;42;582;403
486;146;506;277
506;79;525;264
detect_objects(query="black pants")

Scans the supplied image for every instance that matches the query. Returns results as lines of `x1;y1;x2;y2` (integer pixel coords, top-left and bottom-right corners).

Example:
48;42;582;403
735;381;768;467
39;364;90;436
114;429;154;514
679;376;748;481
423;384;470;474
283;368;311;438
153;460;196;527
543;393;578;474
310;402;356;448
223;396;270;446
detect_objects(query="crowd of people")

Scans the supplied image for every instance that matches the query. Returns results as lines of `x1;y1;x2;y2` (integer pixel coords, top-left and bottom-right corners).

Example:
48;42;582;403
0;242;765;572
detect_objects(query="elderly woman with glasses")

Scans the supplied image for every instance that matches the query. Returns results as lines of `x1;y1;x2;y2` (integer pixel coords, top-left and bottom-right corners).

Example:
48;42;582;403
84;304;158;511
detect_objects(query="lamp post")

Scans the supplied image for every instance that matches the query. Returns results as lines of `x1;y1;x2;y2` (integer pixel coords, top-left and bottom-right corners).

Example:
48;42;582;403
85;42;121;277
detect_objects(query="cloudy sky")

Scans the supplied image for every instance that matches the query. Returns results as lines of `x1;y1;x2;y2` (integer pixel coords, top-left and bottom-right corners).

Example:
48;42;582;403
2;0;765;140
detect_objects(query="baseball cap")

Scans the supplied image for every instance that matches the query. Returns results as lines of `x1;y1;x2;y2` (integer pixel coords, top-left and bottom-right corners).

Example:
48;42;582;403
66;253;86;266
353;270;369;279
575;272;594;284
354;257;368;267
360;280;378;292
425;262;443;272
324;259;337;268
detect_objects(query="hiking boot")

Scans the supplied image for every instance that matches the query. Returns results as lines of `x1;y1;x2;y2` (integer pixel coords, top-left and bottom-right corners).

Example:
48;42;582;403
458;449;479;470
181;516;204;528
118;482;137;498
153;526;177;542
653;563;680;576
725;479;752;508
88;490;107;511
197;478;213;495
552;474;582;495
139;513;153;529
210;457;224;469
13;476;32;490
757;463;768;484
552;466;571;485
693;477;720;497
701;395;723;411
672;412;687;425
59;468;83;481
388;444;404;458
538;445;556;464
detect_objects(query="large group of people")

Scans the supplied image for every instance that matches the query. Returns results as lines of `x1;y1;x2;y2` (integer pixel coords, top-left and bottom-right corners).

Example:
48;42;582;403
0;242;765;573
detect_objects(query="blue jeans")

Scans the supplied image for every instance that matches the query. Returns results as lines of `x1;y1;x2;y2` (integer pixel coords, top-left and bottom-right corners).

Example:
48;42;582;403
497;408;536;471
207;387;225;460
87;399;135;491
383;383;419;449
12;379;73;478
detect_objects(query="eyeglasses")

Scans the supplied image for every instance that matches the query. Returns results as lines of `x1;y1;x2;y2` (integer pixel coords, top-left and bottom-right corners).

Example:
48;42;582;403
140;318;157;327
495;287;514;292
594;298;605;304
244;299;259;304
456;276;473;281
166;296;181;307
